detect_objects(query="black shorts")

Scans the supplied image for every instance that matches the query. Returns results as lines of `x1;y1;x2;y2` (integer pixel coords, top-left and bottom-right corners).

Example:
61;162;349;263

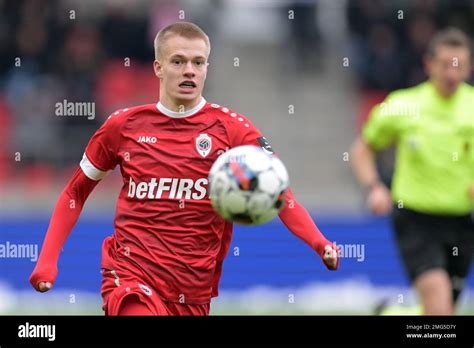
391;206;474;285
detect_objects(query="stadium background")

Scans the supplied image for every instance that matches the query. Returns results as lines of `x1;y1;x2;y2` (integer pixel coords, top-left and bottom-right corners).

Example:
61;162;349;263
0;0;473;314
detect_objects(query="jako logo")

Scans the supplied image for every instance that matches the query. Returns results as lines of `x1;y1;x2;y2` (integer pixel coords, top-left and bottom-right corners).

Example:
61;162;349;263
137;136;157;143
127;177;208;200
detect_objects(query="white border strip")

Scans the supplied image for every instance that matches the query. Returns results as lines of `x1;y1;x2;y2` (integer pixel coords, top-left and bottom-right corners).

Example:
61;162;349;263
80;153;110;181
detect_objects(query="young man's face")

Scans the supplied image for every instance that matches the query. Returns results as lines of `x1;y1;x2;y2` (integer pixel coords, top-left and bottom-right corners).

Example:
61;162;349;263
425;45;471;97
154;35;209;109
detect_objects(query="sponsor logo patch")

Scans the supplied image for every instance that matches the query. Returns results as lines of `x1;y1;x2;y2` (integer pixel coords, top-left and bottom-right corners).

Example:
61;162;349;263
257;136;274;154
137;136;158;143
139;283;153;296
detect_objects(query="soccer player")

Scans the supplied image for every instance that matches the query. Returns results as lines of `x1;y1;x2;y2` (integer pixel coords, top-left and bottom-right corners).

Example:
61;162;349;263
29;22;340;315
351;28;474;315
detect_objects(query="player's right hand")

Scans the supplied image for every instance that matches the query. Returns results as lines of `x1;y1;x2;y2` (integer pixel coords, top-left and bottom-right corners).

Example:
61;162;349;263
367;182;392;215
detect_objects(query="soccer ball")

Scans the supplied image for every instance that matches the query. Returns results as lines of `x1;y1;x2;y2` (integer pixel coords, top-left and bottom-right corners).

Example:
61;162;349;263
208;145;289;225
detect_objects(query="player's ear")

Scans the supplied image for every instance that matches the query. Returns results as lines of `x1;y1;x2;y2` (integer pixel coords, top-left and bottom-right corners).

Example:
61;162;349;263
154;60;163;79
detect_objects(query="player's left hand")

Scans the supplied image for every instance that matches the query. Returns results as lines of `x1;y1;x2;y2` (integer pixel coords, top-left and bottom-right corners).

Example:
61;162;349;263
322;244;340;271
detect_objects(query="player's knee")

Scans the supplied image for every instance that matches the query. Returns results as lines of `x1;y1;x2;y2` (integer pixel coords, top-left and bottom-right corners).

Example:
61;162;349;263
415;269;453;315
423;302;453;315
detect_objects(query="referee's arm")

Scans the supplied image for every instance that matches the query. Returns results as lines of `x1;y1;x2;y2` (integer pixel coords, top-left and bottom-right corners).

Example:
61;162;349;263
350;137;393;215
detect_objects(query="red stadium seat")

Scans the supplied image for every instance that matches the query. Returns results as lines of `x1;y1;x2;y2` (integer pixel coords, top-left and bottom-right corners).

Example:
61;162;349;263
95;60;160;118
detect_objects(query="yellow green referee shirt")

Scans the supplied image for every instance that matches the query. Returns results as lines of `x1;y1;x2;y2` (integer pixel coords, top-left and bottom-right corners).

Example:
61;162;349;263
363;81;474;215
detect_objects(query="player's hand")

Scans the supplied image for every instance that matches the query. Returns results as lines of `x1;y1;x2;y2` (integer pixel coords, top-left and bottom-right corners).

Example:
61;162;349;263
322;244;340;270
367;182;392;215
29;264;57;293
38;282;53;292
469;183;474;200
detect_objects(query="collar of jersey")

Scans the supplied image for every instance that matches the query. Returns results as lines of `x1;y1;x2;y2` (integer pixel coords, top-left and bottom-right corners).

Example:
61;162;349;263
156;97;206;118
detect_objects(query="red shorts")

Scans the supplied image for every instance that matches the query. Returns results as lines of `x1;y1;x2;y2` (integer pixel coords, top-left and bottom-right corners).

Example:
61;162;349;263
101;269;210;316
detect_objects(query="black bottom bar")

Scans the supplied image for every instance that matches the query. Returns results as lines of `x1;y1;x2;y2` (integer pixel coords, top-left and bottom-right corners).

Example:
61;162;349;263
1;315;474;346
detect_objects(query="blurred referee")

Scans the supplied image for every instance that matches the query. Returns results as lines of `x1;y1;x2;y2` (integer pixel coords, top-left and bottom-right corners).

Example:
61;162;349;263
351;28;474;315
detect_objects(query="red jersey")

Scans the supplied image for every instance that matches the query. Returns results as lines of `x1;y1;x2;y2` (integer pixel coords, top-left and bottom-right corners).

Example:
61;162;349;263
29;97;337;306
80;98;267;304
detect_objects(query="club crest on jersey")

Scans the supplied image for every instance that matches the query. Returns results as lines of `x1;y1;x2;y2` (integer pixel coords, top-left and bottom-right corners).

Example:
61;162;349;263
196;133;212;157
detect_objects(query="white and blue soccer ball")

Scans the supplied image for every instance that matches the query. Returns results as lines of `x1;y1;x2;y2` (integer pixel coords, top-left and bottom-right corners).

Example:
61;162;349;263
208;145;289;225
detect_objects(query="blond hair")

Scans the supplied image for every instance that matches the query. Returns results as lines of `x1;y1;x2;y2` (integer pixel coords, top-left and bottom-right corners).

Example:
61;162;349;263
154;21;211;60
426;27;471;57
